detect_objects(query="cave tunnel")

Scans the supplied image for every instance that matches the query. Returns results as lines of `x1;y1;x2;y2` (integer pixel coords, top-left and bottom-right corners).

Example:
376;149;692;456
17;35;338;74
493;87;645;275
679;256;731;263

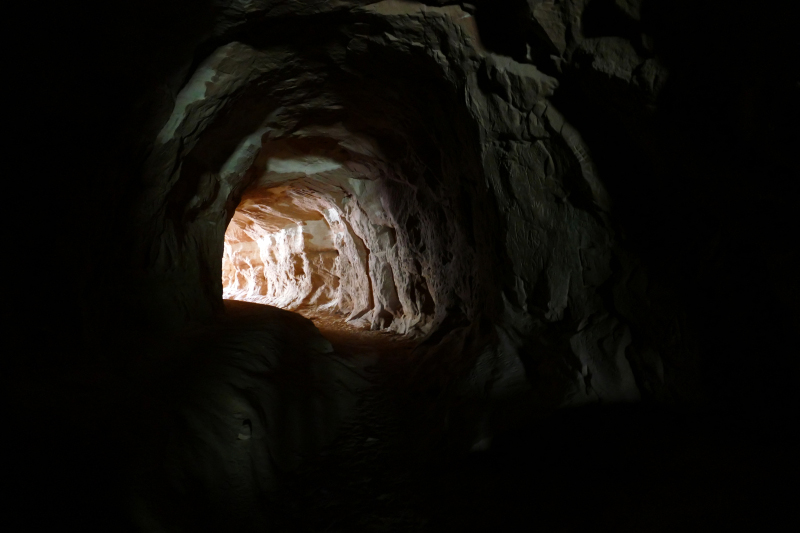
8;1;799;531
220;129;441;335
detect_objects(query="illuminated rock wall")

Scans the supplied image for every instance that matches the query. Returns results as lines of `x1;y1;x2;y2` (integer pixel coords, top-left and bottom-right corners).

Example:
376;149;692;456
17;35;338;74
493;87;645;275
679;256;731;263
220;132;440;334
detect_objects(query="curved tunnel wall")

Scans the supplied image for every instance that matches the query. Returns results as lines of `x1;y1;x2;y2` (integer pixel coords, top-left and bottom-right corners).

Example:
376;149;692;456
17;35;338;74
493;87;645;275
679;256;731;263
14;0;793;418
131;3;665;411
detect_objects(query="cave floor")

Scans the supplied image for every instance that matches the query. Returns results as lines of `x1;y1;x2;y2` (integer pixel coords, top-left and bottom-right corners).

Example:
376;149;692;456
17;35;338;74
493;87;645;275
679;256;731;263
264;310;794;532
298;306;420;358
269;311;455;532
10;302;794;532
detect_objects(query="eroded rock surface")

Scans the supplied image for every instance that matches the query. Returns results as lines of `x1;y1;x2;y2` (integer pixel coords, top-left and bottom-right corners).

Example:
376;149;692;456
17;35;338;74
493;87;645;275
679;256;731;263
16;0;797;531
120;4;682;521
221;132;438;334
139;0;668;414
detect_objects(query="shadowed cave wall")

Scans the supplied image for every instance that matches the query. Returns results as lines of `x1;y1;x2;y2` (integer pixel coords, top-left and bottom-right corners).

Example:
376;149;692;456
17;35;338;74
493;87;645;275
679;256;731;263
8;0;799;531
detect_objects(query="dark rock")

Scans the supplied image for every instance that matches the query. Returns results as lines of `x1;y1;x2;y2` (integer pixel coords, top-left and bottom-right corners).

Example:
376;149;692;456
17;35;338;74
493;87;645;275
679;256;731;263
8;0;797;530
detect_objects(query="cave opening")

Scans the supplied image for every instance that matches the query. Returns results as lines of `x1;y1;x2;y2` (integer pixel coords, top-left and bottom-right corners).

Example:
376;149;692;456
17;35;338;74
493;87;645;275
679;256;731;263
222;184;341;313
220;126;447;340
220;131;438;338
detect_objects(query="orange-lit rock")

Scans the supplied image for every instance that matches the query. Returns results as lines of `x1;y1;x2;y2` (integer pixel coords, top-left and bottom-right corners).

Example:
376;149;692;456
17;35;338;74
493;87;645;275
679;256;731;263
221;131;438;334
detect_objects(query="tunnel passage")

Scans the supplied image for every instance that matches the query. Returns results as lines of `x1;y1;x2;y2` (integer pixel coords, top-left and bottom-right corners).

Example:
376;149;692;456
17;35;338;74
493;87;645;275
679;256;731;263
116;4;696;530
11;1;799;532
221;132;438;334
128;4;505;350
135;1;653;412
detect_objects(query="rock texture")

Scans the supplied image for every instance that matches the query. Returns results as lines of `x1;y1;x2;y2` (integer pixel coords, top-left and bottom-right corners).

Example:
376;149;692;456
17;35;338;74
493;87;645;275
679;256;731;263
91;4;664;523
11;0;798;531
221;132;439;334
136;0;658;415
102;3;691;521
